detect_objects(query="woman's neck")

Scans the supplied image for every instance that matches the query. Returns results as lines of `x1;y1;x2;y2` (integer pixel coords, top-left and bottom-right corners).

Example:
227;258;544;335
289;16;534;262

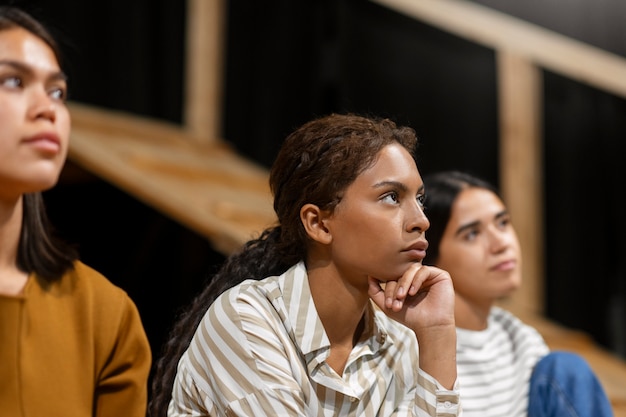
454;294;493;330
308;262;369;341
0;197;29;296
306;259;369;375
0;196;25;276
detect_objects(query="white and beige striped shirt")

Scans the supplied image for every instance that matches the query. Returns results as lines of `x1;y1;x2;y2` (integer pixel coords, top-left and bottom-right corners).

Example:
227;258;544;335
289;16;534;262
169;262;460;416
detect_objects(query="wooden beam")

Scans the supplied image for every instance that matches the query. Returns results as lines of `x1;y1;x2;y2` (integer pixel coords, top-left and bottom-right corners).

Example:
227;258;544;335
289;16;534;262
184;0;226;142
497;51;544;313
371;0;626;100
68;102;275;255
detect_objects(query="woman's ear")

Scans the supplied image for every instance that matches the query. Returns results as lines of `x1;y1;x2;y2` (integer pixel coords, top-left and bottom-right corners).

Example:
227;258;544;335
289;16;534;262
300;203;332;244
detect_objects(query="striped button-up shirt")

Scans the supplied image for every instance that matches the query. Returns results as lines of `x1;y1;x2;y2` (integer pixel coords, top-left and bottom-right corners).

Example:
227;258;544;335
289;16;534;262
169;262;460;416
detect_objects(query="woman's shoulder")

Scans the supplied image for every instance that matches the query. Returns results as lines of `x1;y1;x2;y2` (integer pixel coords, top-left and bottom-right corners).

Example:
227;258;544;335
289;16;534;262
40;261;138;318
212;263;303;307
65;261;127;296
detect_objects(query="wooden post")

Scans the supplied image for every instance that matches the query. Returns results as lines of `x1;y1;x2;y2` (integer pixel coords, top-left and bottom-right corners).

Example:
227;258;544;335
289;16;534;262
184;0;226;142
496;51;544;314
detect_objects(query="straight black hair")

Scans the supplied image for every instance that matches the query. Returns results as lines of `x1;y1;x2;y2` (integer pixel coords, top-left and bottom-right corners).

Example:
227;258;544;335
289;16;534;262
423;170;499;265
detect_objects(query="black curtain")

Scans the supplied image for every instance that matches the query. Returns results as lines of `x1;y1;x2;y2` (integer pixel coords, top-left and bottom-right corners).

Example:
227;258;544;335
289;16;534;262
222;0;499;180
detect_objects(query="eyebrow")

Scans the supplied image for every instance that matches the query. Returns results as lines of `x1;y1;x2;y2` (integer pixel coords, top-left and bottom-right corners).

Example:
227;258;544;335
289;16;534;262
454;209;509;237
0;59;68;82
455;220;480;237
373;181;425;194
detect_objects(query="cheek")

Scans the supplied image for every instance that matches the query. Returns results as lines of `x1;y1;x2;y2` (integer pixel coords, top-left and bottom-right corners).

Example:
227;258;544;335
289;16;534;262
56;110;71;157
58;108;71;141
0;99;19;129
511;236;522;256
332;211;390;257
0;106;18;156
339;215;380;250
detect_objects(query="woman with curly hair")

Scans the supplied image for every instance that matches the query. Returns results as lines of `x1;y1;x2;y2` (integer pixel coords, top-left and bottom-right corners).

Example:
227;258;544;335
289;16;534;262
151;114;460;416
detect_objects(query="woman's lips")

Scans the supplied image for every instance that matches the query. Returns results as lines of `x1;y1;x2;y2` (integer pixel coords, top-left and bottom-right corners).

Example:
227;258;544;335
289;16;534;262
24;132;61;154
491;259;517;271
404;241;428;261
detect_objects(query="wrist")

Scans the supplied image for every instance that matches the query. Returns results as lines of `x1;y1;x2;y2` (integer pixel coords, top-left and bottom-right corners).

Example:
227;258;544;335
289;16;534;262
416;325;457;389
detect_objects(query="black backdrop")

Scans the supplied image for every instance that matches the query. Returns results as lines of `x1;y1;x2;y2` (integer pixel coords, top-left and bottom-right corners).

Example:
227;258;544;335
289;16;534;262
7;0;626;365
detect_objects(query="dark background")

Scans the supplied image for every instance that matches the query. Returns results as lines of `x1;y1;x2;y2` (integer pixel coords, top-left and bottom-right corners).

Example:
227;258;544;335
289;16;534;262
7;0;625;368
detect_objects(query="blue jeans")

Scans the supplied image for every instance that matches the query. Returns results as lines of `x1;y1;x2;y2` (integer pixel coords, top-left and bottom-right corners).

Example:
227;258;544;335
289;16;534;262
528;351;613;417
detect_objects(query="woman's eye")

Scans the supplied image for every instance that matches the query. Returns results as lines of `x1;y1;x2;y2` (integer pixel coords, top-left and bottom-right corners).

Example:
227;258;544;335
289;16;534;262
464;230;478;241
417;194;425;208
49;87;66;101
497;216;511;229
1;76;22;88
382;192;399;204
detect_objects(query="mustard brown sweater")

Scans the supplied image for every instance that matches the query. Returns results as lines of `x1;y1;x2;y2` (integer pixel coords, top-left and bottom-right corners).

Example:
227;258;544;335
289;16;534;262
0;261;151;417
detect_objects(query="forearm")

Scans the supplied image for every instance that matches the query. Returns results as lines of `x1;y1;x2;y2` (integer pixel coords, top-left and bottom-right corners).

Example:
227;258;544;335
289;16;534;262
416;325;457;390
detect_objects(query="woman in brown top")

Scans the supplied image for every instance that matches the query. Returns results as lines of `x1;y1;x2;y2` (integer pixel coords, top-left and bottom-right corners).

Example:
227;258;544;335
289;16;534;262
0;7;151;416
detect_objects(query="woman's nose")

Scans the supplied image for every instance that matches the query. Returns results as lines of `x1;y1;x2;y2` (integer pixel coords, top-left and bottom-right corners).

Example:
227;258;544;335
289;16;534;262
407;200;430;233
488;228;509;252
28;88;57;122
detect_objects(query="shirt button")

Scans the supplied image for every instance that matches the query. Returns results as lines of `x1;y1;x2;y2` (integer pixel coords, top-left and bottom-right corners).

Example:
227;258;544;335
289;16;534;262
443;401;452;408
350;397;357;403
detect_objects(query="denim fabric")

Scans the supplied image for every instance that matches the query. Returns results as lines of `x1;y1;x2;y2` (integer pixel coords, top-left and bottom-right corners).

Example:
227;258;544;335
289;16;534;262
528;351;613;417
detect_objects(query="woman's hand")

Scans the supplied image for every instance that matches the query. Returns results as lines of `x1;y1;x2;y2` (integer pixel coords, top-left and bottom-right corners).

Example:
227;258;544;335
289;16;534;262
368;263;457;388
368;263;455;334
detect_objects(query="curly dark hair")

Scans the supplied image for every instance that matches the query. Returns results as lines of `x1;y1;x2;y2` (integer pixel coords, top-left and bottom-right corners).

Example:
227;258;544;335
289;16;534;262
148;113;418;416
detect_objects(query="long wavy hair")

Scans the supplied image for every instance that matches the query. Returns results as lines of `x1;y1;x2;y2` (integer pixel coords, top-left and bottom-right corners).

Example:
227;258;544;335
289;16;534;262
148;113;418;415
0;6;77;281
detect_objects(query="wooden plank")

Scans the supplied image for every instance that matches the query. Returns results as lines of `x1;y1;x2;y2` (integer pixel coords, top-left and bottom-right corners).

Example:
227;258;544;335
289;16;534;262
184;0;226;142
371;0;626;99
496;52;543;313
68;102;276;255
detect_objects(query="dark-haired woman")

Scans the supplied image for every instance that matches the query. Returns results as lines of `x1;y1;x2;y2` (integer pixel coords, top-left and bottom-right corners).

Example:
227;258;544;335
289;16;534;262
422;170;612;417
152;114;460;416
0;7;151;417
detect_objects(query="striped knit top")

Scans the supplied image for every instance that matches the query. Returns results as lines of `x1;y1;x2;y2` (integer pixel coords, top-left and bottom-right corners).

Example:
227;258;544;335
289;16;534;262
168;262;460;416
456;306;549;417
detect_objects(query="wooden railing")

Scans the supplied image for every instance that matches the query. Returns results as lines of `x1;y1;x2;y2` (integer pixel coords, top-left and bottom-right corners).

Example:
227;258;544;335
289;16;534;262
68;102;275;255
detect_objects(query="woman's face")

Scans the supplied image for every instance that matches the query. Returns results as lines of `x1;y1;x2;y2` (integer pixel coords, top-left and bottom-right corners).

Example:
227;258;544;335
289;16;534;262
0;26;69;201
324;142;430;286
436;187;521;305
